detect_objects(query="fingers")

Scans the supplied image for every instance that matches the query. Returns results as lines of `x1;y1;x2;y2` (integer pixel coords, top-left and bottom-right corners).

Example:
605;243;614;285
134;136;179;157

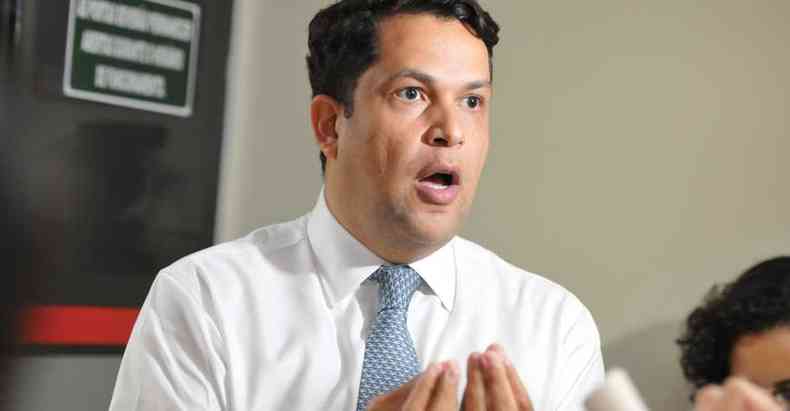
462;353;486;411
694;378;783;411
695;385;725;411
403;361;460;411
462;344;534;411
489;344;534;411
723;378;782;411
428;361;460;411
481;349;518;411
486;344;534;411
367;376;419;411
403;363;446;411
505;360;534;410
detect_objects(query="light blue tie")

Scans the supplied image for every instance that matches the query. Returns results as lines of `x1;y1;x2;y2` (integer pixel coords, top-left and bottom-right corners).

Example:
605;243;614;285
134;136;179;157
356;265;423;411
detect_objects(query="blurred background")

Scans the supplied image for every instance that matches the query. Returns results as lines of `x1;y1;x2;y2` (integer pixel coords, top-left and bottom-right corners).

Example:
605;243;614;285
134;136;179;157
3;0;790;409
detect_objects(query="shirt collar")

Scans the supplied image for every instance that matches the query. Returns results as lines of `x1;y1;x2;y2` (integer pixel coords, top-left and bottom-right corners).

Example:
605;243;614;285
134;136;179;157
307;188;456;311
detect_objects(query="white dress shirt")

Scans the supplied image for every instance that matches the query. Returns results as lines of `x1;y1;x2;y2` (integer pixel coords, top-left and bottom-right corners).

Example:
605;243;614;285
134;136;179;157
109;191;604;410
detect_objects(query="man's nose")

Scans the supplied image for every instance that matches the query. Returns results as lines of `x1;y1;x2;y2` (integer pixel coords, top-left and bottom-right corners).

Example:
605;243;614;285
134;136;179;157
424;104;464;147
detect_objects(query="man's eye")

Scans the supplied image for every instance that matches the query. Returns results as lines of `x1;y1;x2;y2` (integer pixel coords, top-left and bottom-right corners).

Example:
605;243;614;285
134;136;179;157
396;87;422;101
464;96;482;109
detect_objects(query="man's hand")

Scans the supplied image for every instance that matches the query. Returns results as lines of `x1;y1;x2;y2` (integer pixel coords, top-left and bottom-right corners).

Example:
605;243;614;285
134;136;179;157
695;377;783;411
368;361;460;411
462;344;534;411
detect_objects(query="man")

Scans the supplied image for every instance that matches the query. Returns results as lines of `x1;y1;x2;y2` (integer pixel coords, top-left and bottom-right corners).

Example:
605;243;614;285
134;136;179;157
678;257;790;409
109;1;604;409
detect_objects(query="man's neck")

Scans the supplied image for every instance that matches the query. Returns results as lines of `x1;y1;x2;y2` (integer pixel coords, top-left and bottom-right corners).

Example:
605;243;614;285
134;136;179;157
322;188;446;264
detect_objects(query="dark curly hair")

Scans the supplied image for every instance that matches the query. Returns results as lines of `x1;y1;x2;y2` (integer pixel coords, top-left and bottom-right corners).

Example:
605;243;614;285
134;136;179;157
306;0;500;173
677;256;790;394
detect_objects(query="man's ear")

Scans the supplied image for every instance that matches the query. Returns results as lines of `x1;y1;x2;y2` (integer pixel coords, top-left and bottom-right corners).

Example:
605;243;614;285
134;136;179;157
310;95;343;163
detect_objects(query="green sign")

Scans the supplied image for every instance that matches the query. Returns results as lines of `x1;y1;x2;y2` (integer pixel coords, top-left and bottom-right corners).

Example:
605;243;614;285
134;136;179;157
63;0;201;117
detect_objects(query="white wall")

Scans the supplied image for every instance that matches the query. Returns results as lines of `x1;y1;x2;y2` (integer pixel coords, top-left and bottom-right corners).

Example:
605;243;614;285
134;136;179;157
218;1;790;409
215;0;324;240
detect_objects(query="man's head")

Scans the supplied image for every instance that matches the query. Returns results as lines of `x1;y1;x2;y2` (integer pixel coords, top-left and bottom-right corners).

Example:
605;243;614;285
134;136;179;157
678;257;790;400
307;0;499;263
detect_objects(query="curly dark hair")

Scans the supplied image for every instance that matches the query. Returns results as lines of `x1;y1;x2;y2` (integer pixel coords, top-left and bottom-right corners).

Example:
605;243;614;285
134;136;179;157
306;0;500;173
677;256;790;393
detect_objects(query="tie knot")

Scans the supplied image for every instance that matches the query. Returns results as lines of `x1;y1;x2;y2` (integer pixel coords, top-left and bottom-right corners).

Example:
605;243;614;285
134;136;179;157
371;265;422;311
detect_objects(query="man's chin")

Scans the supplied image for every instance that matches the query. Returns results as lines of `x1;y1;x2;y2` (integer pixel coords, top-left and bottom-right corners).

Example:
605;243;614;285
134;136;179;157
383;200;465;255
405;216;460;249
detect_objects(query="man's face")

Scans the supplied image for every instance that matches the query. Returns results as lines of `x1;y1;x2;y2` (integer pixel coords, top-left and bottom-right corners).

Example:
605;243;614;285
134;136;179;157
731;326;790;393
326;13;491;261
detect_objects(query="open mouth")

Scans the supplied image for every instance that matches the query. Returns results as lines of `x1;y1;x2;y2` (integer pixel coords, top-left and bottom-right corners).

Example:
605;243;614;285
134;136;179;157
419;171;456;189
415;165;461;205
417;163;461;189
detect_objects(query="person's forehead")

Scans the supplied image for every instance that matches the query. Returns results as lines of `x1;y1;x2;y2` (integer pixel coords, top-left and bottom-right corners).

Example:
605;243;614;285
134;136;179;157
371;13;490;79
731;327;790;386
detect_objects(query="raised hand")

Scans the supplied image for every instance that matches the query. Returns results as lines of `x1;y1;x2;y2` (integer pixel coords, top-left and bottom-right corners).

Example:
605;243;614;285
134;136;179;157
462;344;534;411
368;361;460;411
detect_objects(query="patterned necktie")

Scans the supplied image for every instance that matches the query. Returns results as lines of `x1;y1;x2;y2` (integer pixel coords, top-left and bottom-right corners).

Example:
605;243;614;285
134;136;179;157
356;265;423;411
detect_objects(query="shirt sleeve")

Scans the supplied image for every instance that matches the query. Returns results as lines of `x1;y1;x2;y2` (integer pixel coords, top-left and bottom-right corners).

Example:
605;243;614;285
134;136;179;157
552;304;606;411
109;271;227;411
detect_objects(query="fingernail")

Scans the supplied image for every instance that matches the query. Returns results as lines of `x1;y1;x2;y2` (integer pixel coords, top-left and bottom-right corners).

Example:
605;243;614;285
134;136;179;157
480;352;492;369
489;351;503;369
493;344;505;354
445;363;458;383
447;360;458;372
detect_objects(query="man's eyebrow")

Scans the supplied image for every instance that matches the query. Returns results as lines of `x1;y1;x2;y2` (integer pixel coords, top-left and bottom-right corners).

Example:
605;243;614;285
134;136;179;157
385;69;491;91
463;80;492;91
387;69;435;85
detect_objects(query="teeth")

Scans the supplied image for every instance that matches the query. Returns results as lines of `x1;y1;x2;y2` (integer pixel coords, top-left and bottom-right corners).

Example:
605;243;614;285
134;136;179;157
424;182;449;190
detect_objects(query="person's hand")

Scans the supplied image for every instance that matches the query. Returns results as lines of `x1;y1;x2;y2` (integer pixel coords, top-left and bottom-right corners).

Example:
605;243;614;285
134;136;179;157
461;344;534;411
695;377;783;411
367;361;460;411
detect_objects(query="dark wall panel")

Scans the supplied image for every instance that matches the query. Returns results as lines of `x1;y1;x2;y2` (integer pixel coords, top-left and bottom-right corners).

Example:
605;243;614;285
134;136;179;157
1;0;234;352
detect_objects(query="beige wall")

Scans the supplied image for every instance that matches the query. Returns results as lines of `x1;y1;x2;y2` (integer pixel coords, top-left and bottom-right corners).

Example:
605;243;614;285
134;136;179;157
217;1;790;408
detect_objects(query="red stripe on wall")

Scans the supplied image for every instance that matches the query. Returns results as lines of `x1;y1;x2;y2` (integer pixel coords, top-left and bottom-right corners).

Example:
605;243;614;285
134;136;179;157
20;305;140;346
